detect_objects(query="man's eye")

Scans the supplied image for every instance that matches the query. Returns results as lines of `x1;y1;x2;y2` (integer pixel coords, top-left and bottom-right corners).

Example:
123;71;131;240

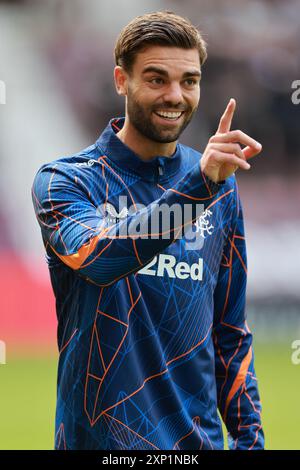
184;79;197;86
150;78;164;85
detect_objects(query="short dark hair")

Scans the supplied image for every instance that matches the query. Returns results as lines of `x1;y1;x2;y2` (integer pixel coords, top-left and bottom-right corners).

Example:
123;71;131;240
114;11;207;73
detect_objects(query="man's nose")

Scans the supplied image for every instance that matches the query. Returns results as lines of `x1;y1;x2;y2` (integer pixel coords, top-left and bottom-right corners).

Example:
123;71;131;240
162;82;184;106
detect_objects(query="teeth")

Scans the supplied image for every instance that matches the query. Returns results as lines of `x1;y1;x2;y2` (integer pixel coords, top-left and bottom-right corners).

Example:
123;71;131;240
155;111;182;119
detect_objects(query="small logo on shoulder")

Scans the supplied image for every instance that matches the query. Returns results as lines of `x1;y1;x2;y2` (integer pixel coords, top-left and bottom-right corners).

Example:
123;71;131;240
75;159;97;167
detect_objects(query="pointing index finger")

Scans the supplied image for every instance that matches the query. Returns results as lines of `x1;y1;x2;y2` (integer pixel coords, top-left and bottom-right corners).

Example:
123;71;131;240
216;98;236;134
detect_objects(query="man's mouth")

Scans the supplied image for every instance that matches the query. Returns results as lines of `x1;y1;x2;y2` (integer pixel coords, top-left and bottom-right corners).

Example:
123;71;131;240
153;110;185;121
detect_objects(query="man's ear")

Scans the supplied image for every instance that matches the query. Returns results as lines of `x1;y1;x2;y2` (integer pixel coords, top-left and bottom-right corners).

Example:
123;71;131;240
114;66;129;96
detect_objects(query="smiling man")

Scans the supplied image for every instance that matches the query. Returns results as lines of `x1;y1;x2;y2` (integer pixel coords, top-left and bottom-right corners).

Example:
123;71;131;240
32;11;264;450
115;47;201;152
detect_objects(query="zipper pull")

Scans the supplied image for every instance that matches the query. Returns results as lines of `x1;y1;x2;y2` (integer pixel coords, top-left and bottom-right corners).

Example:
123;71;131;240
158;165;164;176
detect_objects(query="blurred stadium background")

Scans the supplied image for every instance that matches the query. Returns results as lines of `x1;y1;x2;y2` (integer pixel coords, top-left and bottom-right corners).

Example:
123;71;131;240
0;0;299;450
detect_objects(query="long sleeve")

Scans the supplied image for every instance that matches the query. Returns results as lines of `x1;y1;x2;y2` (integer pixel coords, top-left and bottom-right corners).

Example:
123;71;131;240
212;181;264;450
32;159;221;287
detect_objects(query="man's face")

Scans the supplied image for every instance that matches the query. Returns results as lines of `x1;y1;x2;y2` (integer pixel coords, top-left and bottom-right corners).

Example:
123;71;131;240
122;46;201;143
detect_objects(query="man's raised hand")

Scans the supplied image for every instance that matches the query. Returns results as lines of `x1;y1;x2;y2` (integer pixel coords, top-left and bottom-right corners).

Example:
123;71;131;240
200;98;262;183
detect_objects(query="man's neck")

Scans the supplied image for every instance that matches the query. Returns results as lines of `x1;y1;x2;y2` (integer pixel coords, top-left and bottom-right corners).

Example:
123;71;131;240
116;118;177;161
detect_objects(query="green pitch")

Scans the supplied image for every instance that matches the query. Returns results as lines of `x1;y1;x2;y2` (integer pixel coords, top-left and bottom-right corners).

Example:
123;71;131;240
0;343;299;449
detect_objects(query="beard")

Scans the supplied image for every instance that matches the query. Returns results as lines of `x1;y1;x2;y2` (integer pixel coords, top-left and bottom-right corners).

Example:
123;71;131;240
126;87;198;143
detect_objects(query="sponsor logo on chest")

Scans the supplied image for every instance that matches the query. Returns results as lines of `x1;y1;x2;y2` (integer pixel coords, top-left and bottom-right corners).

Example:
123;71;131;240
138;254;203;281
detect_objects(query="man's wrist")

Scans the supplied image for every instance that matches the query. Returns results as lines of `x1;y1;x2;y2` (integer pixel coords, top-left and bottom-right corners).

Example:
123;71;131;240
201;169;226;195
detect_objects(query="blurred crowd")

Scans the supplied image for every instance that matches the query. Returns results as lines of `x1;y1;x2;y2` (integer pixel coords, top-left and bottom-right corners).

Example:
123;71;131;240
2;0;299;170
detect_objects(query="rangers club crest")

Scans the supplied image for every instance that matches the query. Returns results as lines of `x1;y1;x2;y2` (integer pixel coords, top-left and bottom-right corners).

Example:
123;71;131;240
194;209;214;238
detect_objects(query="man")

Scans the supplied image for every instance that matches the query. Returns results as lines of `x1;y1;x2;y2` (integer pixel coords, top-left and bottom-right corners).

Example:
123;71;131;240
32;11;264;450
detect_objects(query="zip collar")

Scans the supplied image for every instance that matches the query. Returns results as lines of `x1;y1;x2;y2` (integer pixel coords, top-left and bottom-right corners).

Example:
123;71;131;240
95;117;182;182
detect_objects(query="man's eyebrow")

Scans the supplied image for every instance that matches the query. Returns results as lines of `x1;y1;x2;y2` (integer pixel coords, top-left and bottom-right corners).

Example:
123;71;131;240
142;66;201;78
182;70;201;78
142;66;169;76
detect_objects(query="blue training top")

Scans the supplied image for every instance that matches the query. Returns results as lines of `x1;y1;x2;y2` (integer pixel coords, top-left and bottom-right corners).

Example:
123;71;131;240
32;117;264;450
